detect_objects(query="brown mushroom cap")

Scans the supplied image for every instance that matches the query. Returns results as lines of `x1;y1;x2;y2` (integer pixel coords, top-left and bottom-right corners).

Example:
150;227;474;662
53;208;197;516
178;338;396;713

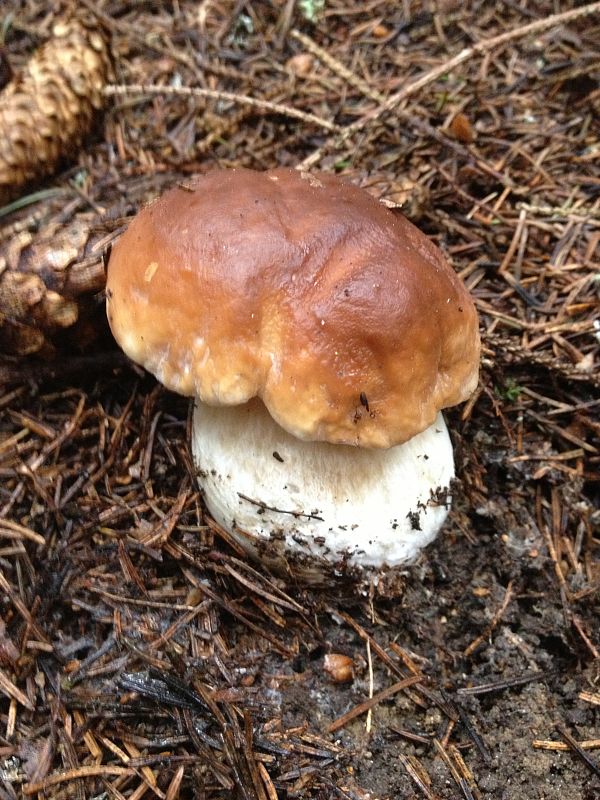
106;167;479;448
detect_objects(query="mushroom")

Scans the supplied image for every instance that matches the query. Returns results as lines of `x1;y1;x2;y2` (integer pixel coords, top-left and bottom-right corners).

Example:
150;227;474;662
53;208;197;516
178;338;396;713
106;168;479;582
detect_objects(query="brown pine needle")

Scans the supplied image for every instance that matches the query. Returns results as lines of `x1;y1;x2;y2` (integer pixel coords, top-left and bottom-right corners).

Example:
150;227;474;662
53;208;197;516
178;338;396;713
0;518;45;546
327;675;422;733
24;765;132;795
398;753;436;800
533;738;600;751
0;668;34;710
579;692;600;707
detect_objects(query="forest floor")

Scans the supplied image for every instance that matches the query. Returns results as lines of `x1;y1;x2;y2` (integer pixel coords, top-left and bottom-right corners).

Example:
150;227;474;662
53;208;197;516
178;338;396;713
0;2;599;798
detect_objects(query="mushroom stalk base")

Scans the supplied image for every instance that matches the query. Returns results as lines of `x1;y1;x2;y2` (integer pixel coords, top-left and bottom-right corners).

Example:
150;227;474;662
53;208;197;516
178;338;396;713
192;399;454;581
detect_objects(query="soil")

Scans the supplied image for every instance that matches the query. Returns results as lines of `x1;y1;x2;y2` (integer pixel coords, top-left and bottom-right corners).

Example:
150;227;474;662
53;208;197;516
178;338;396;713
2;376;598;799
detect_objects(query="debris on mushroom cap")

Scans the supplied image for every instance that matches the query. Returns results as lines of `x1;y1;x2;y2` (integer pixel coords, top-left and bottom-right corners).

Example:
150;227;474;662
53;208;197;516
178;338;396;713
106;167;480;450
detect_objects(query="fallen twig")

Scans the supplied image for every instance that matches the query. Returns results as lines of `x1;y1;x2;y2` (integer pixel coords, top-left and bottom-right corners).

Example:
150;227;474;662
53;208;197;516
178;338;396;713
105;84;339;132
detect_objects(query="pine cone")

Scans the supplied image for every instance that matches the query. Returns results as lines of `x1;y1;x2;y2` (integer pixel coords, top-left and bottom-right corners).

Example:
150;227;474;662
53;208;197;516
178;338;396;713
0;214;111;355
0;20;112;206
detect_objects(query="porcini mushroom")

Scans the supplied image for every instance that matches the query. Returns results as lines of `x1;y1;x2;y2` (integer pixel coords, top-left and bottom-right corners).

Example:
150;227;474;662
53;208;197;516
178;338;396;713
106;168;479;581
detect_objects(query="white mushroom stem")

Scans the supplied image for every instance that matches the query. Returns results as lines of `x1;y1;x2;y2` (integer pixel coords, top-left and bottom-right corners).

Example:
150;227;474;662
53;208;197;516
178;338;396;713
192;398;454;572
